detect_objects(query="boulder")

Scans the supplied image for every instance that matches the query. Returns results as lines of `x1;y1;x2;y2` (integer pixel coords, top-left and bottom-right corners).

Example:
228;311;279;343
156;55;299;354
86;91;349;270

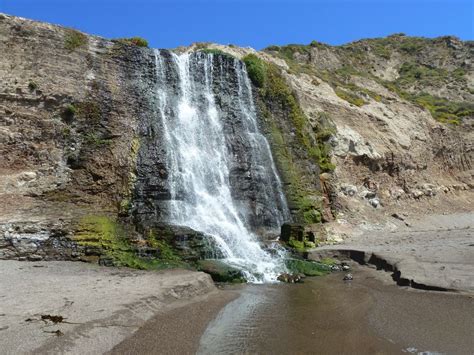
280;223;304;243
340;184;358;197
369;197;380;208
343;273;353;281
149;225;224;262
197;260;246;283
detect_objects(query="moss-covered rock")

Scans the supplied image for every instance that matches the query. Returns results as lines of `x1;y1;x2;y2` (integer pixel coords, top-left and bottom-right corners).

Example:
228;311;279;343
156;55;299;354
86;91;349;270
74;216;188;270
285;258;331;276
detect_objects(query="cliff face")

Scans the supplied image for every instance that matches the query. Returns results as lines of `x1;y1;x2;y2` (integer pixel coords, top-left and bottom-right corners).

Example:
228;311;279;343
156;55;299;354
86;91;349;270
259;36;473;235
1;13;472;262
0;13;156;260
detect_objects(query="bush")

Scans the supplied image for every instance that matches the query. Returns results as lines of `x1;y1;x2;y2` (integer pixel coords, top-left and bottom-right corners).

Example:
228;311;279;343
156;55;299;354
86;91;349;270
265;45;280;51
64;29;88;51
242;54;266;88
399;38;424;53
28;81;37;91
410;93;474;124
115;37;149;47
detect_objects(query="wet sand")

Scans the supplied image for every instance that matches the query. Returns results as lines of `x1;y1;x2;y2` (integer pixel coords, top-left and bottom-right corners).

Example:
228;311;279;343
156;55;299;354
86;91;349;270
198;265;474;354
110;289;237;355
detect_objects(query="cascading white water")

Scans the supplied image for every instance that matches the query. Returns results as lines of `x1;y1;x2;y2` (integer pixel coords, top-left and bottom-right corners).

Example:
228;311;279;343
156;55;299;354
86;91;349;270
154;50;289;283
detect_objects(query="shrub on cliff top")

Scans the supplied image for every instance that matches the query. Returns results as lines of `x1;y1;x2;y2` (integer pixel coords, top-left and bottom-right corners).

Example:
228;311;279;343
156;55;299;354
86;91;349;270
114;37;149;47
242;54;266;88
64;29;88;51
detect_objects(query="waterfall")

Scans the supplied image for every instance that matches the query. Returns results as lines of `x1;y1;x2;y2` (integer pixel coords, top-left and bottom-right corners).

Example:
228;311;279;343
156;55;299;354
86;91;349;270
153;50;289;283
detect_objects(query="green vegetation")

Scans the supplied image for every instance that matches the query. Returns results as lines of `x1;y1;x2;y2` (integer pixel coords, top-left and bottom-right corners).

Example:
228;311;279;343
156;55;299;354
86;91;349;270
317;67;381;107
285;259;331;276
396;62;451;87
63;104;76;120
399;37;425;53
371;41;391;59
64;29;88;51
243;54;267;87
114;37;149;47
266;35;471;127
407;93;474;125
28;81;37;91
74;216;186;270
335;87;366;106
309;40;329;49
287;239;316;251
320;257;338;266
378;77;473;125
84;133;111;147
264;44;316;75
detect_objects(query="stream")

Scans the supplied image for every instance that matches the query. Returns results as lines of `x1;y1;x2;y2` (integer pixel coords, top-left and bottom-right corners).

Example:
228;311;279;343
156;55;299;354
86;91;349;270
197;266;474;354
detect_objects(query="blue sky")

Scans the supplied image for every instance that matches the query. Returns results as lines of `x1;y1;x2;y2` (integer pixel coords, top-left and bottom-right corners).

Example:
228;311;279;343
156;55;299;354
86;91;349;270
1;0;472;49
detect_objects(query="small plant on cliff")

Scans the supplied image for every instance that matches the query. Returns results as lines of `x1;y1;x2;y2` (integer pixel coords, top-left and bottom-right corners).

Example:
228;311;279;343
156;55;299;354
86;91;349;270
335;87;366;107
114;37;149;47
28;81;37;91
64;29;88;51
63;104;76;121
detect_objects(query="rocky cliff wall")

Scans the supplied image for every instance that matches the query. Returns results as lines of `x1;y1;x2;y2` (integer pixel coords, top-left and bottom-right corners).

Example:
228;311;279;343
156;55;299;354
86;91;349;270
0;13;156;260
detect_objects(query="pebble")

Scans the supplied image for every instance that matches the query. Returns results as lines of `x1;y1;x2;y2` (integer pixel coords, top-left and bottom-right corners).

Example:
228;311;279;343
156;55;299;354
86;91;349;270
343;273;353;281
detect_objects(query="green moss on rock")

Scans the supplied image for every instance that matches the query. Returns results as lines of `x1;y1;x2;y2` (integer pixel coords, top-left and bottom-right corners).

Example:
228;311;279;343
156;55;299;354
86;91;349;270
285;259;331;276
74;216;186;270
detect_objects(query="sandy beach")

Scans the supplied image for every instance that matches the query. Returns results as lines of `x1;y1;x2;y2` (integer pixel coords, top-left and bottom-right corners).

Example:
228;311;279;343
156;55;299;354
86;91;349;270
0;261;232;354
